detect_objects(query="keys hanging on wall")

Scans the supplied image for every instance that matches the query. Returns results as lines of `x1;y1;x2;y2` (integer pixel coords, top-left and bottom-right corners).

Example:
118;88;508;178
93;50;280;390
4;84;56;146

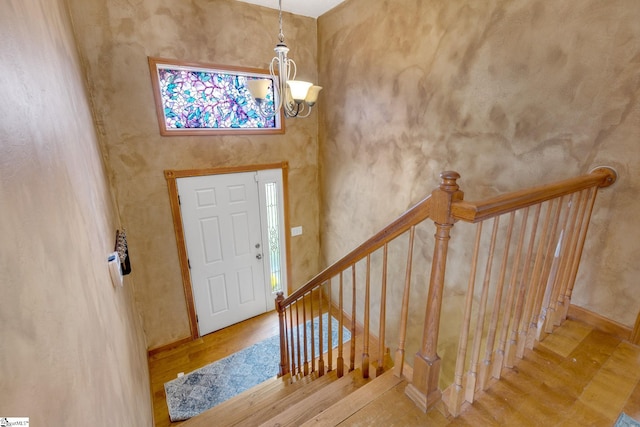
115;229;132;275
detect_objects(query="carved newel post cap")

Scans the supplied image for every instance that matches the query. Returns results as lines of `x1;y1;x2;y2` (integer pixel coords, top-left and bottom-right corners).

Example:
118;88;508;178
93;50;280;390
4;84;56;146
439;171;461;192
275;291;285;311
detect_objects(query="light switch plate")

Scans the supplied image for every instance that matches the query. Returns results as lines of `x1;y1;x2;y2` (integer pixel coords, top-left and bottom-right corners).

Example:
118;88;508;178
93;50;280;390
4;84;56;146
291;226;303;236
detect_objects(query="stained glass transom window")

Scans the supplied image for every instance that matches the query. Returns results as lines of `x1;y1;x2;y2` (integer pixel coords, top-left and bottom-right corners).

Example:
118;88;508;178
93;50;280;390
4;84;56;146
149;58;283;135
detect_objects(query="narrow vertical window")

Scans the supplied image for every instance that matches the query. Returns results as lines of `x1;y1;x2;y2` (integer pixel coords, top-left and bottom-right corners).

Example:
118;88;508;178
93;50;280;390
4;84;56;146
265;182;282;293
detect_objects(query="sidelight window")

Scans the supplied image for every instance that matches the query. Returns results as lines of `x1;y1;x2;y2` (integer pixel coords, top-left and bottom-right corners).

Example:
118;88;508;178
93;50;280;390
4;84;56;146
264;182;283;294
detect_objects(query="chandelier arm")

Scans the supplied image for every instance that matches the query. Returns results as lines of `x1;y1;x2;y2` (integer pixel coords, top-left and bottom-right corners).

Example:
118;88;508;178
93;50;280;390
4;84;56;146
283;101;295;118
288;58;297;81
269;57;277;77
296;104;313;118
253;99;276;119
284;101;302;118
269;57;284;113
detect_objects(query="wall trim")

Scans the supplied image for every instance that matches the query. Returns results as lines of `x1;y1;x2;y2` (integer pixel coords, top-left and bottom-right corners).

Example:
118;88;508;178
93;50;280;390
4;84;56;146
567;304;632;342
631;310;640;345
148;336;192;358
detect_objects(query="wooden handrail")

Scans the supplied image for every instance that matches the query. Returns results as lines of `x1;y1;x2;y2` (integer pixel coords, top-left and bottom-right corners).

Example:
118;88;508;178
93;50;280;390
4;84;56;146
441;167;618;416
451;167;617;223
279;194;432;308
275;167;618;416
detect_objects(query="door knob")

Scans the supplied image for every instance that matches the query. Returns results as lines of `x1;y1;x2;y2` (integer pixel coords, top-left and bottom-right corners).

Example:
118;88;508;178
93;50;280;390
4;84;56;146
256;253;262;260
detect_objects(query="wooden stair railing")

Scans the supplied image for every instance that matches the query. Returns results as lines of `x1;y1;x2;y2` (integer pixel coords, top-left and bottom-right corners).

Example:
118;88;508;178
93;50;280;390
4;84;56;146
424;167;617;416
275;192;434;380
275;167;617;416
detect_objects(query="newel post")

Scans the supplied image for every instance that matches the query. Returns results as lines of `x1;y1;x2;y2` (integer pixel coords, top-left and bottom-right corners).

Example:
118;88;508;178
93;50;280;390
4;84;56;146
405;171;464;412
275;292;289;377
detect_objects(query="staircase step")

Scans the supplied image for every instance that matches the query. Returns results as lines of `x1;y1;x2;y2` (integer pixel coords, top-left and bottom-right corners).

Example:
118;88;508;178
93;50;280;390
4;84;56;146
259;368;370;427
299;368;402;426
240;369;344;426
180;370;329;426
182;368;344;426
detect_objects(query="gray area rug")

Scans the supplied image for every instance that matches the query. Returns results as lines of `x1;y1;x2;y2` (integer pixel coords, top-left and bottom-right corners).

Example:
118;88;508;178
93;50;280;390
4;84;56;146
615;412;640;427
164;314;350;421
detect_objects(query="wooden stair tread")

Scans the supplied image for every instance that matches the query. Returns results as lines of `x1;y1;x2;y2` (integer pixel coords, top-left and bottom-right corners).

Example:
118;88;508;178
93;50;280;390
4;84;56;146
300;368;402;426
183;368;342;426
239;369;344;426
259;368;370;427
178;377;286;426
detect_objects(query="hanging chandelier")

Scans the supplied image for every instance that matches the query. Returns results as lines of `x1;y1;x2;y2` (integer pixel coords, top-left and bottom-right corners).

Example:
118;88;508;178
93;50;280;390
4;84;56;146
246;0;322;118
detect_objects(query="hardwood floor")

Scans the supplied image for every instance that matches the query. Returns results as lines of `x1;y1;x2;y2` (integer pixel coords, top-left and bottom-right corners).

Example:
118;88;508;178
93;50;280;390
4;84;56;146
354;319;640;427
149;313;640;427
148;310;280;426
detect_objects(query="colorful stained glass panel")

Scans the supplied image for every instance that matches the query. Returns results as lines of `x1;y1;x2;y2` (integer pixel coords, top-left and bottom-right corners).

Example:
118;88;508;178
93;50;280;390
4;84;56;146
149;58;283;135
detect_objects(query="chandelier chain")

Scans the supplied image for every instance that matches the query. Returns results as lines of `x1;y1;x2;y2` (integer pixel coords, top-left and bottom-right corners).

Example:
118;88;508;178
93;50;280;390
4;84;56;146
278;0;285;43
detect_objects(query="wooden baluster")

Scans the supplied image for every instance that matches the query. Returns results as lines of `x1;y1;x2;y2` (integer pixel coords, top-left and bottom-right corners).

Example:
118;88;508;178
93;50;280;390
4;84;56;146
327;278;333;373
520;199;555;355
362;254;371;379
536;197;567;341
534;196;566;342
377;243;388;377
554;189;591;326
310;290;315;373
448;222;482;416
516;202;561;368
302;294;309;376
466;216;499;403
525;199;561;347
480;212;515;390
508;204;541;365
285;309;291;374
288;305;296;375
276;292;289;377
395;226;415;378
295;299;302;376
337;271;344;378
552;190;586;326
318;283;325;377
405;171;463;412
560;187;599;321
494;207;529;378
350;264;356;372
543;195;574;334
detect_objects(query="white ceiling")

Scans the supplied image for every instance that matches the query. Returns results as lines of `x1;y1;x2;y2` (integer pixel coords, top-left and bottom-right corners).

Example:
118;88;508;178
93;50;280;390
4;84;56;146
235;0;346;18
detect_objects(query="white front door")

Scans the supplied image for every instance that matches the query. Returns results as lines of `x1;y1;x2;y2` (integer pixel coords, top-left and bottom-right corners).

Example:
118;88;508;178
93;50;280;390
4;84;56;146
177;172;268;335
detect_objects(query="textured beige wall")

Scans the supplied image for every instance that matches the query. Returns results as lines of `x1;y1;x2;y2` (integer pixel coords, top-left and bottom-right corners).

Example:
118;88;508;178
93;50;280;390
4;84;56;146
66;0;321;349
0;0;152;425
318;0;640;350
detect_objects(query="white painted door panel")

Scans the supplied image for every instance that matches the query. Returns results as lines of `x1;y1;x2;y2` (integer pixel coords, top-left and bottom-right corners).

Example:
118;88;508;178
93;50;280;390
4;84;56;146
177;172;267;335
